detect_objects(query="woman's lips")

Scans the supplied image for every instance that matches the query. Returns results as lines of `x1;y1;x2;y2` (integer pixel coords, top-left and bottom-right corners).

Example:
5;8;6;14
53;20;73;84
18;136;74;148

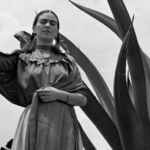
43;30;51;32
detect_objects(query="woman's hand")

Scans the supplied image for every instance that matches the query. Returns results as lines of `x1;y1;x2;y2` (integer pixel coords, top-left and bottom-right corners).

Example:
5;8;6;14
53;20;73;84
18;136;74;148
36;87;62;102
36;86;87;106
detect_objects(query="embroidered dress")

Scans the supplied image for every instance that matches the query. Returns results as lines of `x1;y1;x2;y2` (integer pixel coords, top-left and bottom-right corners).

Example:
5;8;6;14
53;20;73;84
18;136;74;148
0;48;87;150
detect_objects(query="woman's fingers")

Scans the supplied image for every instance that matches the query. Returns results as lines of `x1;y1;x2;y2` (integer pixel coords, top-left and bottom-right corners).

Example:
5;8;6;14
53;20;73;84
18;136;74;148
36;86;51;93
38;93;56;102
41;98;53;102
36;89;50;93
39;93;51;99
38;92;49;96
36;87;60;102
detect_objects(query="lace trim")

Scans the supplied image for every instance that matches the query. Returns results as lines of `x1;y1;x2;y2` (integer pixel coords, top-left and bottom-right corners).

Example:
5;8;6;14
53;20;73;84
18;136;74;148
19;49;73;71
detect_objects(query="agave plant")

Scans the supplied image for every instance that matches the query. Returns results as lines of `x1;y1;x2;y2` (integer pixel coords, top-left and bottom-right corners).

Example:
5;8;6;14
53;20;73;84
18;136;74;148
67;0;150;150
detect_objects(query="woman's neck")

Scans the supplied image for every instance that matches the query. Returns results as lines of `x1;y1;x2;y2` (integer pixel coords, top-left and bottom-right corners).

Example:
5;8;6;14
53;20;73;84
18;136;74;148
36;45;53;53
36;39;53;53
36;38;53;46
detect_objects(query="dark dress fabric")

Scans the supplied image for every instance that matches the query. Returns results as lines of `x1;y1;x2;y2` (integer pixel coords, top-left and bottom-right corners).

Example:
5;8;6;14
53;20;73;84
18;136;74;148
0;49;87;150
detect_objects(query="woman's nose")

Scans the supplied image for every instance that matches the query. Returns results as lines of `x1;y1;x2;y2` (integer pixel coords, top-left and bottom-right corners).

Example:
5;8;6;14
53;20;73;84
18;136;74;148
45;22;51;27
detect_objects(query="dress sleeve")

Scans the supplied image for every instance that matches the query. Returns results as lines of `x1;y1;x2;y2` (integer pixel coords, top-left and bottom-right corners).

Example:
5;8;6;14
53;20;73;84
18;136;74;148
72;88;88;98
67;54;88;98
0;52;19;72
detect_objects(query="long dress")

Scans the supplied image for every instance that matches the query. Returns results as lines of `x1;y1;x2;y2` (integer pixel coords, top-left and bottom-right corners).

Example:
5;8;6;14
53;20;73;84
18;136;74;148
0;48;87;150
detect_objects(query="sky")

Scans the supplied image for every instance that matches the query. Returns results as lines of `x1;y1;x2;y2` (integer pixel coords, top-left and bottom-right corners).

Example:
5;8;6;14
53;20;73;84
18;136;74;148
0;0;150;149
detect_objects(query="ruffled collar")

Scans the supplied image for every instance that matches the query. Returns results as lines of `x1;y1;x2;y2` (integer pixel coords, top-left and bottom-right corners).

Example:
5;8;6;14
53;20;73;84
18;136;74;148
19;48;72;67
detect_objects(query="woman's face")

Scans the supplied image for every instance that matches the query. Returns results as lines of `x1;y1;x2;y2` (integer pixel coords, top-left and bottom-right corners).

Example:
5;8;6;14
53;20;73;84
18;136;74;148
33;12;58;43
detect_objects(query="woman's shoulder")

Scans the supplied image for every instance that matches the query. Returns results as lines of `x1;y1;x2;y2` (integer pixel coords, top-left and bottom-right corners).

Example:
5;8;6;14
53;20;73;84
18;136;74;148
0;50;24;61
19;50;36;64
62;52;76;64
0;49;21;56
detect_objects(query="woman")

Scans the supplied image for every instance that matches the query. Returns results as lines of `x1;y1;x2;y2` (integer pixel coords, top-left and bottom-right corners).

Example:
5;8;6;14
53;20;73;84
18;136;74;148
0;10;87;150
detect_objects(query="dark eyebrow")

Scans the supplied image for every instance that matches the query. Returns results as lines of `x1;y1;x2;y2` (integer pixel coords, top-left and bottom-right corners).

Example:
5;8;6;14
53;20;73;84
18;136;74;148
40;19;57;23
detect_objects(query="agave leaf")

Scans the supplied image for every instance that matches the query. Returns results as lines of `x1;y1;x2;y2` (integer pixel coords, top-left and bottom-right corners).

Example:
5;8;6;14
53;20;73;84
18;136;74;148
114;25;148;150
106;0;131;40
140;52;150;118
126;70;134;105
82;82;123;150
59;33;116;124
69;0;120;38
106;0;150;145
78;122;96;150
127;27;150;146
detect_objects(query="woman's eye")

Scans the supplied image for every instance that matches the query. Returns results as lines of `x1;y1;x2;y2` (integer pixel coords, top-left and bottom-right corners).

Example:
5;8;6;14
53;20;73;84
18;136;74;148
40;20;47;24
50;22;56;26
51;23;55;26
41;21;46;24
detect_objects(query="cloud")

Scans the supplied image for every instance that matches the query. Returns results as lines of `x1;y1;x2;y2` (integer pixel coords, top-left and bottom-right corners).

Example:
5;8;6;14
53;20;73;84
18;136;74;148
0;12;22;53
0;12;20;29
